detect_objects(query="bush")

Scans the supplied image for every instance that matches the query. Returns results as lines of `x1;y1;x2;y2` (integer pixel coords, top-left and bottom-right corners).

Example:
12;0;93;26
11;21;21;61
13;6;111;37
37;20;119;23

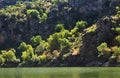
31;35;42;47
1;49;17;61
115;27;120;34
35;41;49;55
47;32;71;52
0;55;5;66
27;9;40;19
110;46;120;64
1;49;20;67
114;35;120;45
18;42;27;51
58;38;71;51
21;44;34;62
38;54;47;62
75;20;87;32
55;24;64;32
48;33;61;51
97;42;111;57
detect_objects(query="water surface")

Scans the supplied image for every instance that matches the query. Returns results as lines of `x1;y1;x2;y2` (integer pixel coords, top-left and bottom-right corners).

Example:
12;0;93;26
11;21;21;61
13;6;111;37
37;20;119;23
0;67;120;78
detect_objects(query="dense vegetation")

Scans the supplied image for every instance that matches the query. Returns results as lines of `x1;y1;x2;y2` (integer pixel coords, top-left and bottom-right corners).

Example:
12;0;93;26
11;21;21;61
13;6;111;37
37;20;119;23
0;0;120;67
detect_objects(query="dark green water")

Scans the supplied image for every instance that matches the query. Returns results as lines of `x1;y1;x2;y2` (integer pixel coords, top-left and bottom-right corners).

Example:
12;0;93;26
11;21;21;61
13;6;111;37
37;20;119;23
0;67;120;78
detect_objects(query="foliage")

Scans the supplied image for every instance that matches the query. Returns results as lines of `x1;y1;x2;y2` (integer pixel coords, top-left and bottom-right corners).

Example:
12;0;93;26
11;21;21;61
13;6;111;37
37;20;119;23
55;23;64;32
71;20;87;36
0;55;5;66
75;20;87;32
114;35;120;44
1;0;120;67
18;42;28;51
27;9;40;19
35;41;49;55
1;49;17;61
84;24;97;33
47;30;71;52
30;35;42;47
0;49;20;67
110;46;120;63
20;43;34;62
38;54;47;62
58;38;71;51
116;6;120;16
48;33;61;51
97;42;111;57
114;27;120;34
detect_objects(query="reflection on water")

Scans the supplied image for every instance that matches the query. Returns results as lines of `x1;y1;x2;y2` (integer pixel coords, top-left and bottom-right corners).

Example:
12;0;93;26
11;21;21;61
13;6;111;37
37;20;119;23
0;67;120;78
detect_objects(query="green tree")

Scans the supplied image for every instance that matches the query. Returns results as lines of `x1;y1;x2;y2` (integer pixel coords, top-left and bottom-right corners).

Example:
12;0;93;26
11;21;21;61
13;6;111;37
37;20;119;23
27;9;40;19
0;49;20;67
18;42;27;51
58;38;71;52
97;42;111;57
55;23;64;32
48;33;61;51
0;55;5;66
1;49;17;61
75;20;87;32
47;32;71;52
31;35;42;47
35;41;49;55
21;44;34;62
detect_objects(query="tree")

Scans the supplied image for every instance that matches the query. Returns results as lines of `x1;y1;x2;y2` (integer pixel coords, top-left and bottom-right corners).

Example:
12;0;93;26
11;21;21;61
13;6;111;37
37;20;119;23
0;55;5;66
1;49;17;61
97;42;111;57
35;41;49;55
47;32;71;52
48;33;61;51
75;20;87;32
55;23;64;32
27;9;40;20
31;35;42;47
1;49;20;67
21;44;34;62
18;42;27;51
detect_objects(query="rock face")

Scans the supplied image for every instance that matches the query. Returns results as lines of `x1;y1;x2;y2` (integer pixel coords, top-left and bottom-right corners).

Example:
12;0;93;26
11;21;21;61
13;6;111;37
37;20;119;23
67;0;120;25
68;0;120;11
0;0;31;8
79;16;117;66
0;0;16;8
0;0;120;51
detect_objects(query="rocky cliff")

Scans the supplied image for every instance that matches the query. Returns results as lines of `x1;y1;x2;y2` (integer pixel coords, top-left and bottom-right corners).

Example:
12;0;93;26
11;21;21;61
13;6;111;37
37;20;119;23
79;12;120;66
0;0;120;67
0;0;120;49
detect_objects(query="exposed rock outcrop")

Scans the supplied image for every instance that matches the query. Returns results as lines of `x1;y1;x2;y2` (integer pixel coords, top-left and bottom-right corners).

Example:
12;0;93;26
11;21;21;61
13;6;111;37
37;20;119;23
79;16;118;66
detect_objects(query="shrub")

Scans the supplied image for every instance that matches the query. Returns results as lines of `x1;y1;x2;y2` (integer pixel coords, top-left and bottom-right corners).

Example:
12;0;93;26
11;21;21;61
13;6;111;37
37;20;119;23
58;38;71;51
75;20;87;32
97;42;111;57
47;33;61;51
18;42;27;51
35;41;49;55
38;54;47;62
0;55;5;66
115;27;120;34
31;35;42;47
21;44;35;62
1;49;17;61
27;9;40;19
1;49;20;67
114;35;120;44
55;24;64;32
47;32;71;52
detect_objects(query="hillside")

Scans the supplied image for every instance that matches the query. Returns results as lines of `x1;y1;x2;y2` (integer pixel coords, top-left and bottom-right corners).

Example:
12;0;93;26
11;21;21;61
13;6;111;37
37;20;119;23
0;0;120;67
